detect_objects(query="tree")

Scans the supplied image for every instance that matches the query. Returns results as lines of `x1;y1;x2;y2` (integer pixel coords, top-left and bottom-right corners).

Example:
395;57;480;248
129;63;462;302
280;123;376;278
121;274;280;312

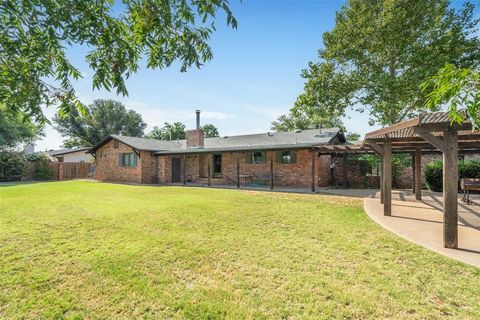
271;102;345;132
202;124;220;137
421;64;480;129
0;0;237;123
0;105;44;149
146;122;186;141
345;132;361;142
53;99;146;147
279;0;479;127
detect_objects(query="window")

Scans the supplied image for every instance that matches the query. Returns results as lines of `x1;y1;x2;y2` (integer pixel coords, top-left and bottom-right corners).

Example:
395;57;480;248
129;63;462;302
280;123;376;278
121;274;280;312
119;153;137;167
114;140;119;148
276;150;296;164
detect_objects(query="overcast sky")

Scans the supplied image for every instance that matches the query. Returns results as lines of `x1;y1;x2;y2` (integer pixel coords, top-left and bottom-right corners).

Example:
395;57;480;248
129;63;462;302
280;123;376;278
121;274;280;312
36;0;473;151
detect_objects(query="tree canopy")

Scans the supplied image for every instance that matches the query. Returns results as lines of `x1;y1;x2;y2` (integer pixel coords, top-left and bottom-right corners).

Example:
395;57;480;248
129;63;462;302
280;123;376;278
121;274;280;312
53;99;146;147
146;122;186;141
0;105;44;149
0;0;237;123
202;124;220;138
275;0;479;130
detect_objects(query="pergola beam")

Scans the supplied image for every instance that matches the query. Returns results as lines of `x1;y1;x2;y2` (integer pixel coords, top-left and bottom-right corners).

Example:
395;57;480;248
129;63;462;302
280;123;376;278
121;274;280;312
413;127;445;152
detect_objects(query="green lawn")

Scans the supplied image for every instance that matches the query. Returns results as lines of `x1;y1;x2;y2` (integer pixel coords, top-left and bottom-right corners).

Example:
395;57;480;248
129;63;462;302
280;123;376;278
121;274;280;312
1;181;480;319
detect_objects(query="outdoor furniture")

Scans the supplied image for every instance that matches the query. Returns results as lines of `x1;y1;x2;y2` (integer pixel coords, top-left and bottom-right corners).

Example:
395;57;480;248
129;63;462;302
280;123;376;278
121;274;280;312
461;178;480;205
239;174;253;185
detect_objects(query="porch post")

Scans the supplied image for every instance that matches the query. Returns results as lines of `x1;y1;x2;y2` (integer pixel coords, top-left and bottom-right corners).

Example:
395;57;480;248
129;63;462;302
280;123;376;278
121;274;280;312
183;154;186;185
270;157;274;190
415;147;422;200
383;139;392;216
311;150;316;192
207;156;211;186
237;160;240;188
443;128;458;249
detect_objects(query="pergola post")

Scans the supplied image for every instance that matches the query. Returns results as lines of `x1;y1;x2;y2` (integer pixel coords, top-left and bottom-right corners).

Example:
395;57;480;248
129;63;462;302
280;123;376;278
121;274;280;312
415;147;422;200
380;157;384;204
383;139;392;216
443;128;458;249
311;150;316;192
411;152;416;194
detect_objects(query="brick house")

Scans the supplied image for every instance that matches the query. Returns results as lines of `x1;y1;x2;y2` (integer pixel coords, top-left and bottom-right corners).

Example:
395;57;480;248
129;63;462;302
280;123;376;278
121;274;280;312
88;115;347;189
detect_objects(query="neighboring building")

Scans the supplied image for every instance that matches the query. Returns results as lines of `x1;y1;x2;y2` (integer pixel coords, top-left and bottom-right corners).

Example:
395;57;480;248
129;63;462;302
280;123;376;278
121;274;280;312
88;112;347;188
48;147;94;163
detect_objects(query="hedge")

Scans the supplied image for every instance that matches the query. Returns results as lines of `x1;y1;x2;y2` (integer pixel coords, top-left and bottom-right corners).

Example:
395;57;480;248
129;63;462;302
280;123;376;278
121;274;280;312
0;151;27;182
425;159;480;192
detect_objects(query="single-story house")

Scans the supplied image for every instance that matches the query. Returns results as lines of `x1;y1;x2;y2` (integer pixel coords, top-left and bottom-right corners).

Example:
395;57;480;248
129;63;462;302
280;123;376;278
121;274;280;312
88;112;349;188
48;147;94;163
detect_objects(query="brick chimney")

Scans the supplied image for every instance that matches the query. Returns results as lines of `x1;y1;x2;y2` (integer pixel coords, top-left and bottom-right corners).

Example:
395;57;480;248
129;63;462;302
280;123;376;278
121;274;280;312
186;110;204;148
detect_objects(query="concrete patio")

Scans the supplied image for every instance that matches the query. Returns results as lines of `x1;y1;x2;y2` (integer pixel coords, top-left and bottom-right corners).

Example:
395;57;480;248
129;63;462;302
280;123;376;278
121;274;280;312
319;188;480;267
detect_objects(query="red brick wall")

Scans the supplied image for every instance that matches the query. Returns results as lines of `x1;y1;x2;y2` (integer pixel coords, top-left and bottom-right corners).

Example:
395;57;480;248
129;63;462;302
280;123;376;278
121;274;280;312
157;149;332;188
95;139;156;183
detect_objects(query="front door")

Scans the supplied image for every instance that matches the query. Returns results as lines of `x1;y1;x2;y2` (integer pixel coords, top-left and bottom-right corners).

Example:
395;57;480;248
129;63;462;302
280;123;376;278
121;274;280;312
213;154;222;177
172;158;181;182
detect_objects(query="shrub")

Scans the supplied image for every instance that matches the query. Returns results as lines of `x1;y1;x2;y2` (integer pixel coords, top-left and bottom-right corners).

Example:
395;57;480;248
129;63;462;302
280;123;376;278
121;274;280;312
425;159;480;192
0;151;27;182
424;160;443;191
28;152;54;180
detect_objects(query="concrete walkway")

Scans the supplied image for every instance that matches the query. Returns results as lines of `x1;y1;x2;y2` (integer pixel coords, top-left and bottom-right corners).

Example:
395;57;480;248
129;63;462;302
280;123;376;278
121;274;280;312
319;188;480;267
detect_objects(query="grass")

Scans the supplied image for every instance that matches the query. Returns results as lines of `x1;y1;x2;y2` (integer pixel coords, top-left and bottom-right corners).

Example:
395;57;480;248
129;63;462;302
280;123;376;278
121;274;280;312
1;181;480;319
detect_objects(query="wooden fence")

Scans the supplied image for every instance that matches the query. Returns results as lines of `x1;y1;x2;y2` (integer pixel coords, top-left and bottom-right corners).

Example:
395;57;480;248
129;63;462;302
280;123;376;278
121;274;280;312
57;162;93;180
24;161;94;181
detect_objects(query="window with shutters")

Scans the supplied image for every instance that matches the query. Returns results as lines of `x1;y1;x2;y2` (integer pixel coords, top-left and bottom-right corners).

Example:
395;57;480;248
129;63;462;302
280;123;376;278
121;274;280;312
276;150;296;164
119;153;137;167
252;151;265;164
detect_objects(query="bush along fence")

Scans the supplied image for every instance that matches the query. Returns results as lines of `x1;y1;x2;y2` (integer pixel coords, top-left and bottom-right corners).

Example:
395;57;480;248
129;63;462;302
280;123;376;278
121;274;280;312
0;151;94;182
425;159;480;192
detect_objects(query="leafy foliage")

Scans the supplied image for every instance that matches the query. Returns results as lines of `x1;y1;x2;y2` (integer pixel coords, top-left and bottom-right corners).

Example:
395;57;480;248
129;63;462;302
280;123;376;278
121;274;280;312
425;159;480;191
421;64;480;129
271;108;345;132
358;153;411;186
29;153;54;181
202;124;219;138
146;122;186;140
278;0;479;127
0;0;237;123
53;99;146;147
345;132;360;143
425;160;444;192
0;105;44;149
0;151;26;182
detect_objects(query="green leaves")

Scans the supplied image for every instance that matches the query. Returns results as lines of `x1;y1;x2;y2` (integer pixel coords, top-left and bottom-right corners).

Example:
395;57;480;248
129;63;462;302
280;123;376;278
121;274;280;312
202;123;220;137
0;0;237;123
421;64;480;130
53;99;147;147
277;0;479;129
146;122;186;140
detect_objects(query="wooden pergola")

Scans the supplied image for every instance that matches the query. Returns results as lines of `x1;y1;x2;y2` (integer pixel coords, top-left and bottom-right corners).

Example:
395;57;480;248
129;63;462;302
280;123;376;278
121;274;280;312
361;111;480;249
